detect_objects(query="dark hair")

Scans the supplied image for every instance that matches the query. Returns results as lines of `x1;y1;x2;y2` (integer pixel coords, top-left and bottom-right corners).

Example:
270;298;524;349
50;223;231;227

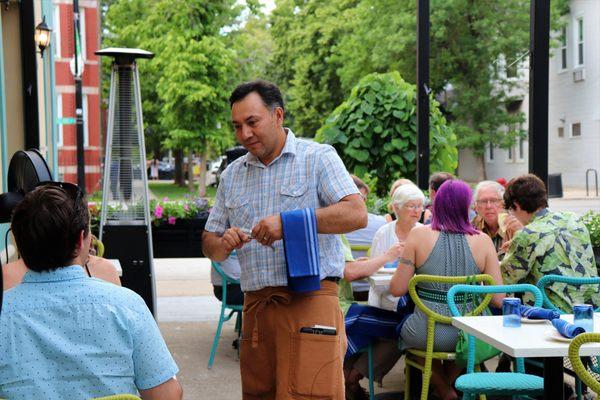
351;175;369;195
11;184;89;272
503;174;548;213
431;180;478;235
229;79;284;110
429;172;455;192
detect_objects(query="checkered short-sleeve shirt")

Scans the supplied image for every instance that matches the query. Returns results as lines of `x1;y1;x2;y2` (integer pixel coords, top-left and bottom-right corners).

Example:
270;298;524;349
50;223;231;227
205;129;359;292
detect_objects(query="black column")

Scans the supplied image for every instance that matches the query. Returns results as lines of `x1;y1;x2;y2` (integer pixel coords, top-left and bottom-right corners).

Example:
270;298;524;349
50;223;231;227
19;0;40;150
73;0;86;190
416;0;430;190
528;0;550;187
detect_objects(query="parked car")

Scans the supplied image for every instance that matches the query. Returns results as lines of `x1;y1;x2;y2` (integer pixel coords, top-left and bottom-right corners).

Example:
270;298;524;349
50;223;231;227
215;146;248;186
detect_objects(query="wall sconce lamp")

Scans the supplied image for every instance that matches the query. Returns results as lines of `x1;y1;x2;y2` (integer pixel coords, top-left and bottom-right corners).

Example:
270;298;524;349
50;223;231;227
35;16;52;57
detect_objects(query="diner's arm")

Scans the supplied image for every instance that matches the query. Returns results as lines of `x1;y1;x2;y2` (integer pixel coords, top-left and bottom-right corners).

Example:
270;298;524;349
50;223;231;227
139;377;183;400
344;242;404;282
499;230;533;285
389;230;418;297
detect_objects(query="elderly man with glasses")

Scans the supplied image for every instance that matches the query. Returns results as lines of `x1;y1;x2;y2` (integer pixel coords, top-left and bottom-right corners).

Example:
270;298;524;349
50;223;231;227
471;180;507;254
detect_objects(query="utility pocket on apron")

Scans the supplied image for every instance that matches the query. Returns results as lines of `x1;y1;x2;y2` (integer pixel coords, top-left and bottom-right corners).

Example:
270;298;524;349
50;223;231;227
288;331;341;398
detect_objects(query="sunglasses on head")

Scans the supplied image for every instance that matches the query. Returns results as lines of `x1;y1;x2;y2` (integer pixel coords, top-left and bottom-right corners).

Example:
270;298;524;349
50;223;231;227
35;181;84;201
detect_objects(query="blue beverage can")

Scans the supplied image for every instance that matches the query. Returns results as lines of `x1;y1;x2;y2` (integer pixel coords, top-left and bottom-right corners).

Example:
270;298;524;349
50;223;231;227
573;304;594;332
502;297;521;327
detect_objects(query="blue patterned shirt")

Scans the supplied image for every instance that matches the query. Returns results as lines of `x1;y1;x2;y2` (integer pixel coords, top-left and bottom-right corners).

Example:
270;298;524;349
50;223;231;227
0;266;178;399
205;129;358;292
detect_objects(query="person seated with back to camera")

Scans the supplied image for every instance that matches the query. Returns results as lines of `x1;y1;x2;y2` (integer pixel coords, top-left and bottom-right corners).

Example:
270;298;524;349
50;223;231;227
2;234;121;291
390;179;504;400
0;182;182;400
341;184;426;399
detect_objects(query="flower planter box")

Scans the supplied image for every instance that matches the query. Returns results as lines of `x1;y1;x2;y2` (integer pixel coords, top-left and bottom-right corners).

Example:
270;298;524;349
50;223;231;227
151;211;209;258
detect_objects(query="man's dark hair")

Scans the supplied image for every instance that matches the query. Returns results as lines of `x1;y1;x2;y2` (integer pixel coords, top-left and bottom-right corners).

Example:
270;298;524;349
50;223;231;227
503;174;548;213
351;175;369;195
229;79;284;110
11;185;89;272
429;172;455;192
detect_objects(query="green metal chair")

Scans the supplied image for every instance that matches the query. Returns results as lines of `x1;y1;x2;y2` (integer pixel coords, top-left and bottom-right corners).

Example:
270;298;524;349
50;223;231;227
569;333;600;395
403;274;495;400
536;274;600;399
207;260;243;369
92;395;141;400
349;244;372;257
447;283;545;400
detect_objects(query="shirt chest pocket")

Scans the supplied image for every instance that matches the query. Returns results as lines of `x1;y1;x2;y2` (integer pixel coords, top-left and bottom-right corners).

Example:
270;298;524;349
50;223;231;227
280;182;310;212
226;194;253;229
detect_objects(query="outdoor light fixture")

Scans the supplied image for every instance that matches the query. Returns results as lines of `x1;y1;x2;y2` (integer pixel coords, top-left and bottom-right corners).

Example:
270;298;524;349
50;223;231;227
35;17;52;57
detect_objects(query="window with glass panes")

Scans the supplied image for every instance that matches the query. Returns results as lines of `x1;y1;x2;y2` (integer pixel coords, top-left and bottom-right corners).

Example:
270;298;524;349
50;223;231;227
560;26;567;70
576;18;584;66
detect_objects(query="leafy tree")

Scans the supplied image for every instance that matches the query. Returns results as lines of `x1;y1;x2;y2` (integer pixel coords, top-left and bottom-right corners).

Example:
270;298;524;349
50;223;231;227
316;72;457;196
268;0;357;137
103;0;245;192
271;0;569;178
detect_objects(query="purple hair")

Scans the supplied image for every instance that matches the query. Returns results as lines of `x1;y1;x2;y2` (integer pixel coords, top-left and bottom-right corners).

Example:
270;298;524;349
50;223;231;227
430;179;478;235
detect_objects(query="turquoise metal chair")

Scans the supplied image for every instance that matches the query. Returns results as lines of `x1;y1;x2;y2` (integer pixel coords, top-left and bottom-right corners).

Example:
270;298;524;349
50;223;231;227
207;260;243;369
537;274;600;399
447;284;545;400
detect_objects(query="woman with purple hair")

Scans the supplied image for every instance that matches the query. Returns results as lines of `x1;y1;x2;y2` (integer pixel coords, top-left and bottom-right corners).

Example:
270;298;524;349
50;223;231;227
389;179;504;400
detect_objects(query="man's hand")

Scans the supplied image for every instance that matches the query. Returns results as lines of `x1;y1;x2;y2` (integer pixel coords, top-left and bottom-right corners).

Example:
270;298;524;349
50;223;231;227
384;242;405;263
504;215;524;241
252;215;283;247
221;227;252;252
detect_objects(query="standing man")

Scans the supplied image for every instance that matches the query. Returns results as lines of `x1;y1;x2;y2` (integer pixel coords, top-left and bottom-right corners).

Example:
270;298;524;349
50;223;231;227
202;80;367;399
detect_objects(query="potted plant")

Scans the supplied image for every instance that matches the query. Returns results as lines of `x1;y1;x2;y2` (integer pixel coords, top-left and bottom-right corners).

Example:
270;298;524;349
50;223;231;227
89;196;210;258
149;197;210;257
581;211;600;268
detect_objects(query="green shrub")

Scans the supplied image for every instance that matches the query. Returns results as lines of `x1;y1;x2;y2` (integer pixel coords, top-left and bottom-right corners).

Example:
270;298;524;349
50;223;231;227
316;71;457;197
581;211;600;248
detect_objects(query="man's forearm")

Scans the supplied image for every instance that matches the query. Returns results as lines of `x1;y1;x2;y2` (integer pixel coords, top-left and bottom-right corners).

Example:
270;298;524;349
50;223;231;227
202;231;230;262
315;195;367;234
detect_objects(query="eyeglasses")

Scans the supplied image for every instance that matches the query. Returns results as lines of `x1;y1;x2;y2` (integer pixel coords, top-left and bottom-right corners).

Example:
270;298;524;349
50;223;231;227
475;199;503;207
403;204;424;211
35;181;84;201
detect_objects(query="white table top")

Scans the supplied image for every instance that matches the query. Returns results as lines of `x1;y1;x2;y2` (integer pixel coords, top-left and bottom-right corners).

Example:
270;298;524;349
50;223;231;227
368;273;393;287
452;314;600;358
107;259;123;277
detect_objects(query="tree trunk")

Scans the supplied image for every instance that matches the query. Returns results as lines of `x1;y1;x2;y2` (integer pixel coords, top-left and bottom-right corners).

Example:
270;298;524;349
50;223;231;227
198;147;208;197
174;148;185;187
187;148;195;192
475;153;487;181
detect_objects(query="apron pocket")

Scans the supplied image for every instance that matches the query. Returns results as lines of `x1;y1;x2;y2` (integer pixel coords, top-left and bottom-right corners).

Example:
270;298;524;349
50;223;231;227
288;331;341;398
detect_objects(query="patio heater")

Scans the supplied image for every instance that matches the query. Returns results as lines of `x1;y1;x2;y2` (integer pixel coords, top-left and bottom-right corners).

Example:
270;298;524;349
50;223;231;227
96;48;156;315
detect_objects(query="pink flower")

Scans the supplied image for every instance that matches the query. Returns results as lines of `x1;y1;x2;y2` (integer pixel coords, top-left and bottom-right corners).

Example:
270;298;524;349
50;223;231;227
168;216;176;225
154;205;163;219
163;197;169;202
183;204;189;211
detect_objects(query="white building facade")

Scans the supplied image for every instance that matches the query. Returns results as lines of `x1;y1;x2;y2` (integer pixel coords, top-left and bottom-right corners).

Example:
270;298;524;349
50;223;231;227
459;0;600;189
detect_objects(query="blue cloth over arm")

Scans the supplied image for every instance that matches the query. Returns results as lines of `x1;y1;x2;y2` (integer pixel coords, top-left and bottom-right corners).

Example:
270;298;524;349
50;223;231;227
281;208;321;292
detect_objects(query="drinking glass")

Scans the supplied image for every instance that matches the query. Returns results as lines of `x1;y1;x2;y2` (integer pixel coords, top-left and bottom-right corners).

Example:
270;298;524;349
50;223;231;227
503;297;521;327
574;304;594;332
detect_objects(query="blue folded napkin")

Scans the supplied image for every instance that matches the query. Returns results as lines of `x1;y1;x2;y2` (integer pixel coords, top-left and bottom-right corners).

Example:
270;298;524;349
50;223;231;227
520;305;561;320
281;208;321;293
551;318;586;339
